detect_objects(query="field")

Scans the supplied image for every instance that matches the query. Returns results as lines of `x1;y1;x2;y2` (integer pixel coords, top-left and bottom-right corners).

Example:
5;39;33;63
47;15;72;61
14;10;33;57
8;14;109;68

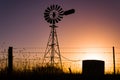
0;67;120;80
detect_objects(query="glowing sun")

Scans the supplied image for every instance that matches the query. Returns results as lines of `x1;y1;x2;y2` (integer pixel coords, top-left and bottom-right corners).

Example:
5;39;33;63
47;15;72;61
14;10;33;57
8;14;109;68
83;48;104;60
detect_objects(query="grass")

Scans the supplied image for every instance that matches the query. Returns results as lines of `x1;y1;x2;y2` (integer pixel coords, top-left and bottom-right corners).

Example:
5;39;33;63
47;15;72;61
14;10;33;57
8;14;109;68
0;66;120;80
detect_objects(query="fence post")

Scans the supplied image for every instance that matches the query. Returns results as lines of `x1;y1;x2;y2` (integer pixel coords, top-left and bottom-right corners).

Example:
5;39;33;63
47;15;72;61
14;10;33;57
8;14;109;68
113;46;115;75
8;47;13;73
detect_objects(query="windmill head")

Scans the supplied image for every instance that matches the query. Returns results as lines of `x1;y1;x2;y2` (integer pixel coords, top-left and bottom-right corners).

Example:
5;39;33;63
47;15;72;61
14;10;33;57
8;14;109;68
44;4;75;24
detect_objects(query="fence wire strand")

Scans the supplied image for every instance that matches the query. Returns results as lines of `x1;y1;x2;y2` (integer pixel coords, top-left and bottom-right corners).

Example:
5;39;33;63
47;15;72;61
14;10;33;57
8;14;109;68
0;47;120;73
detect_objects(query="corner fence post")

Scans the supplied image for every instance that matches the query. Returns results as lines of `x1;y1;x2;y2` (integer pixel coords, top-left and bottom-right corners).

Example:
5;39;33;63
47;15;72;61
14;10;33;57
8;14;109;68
8;47;13;73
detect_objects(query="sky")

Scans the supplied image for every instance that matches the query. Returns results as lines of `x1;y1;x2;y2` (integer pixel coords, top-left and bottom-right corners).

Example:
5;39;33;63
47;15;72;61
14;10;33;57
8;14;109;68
0;0;120;73
0;0;120;48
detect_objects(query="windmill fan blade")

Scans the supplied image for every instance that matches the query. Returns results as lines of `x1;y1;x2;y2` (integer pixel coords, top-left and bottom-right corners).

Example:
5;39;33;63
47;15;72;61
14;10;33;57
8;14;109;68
55;19;58;23
50;5;53;10
53;20;55;24
44;12;49;14
55;5;58;10
47;7;51;11
56;5;60;10
44;15;49;18
45;17;49;21
45;10;50;13
59;11;64;14
57;18;61;21
53;5;55;9
58;8;62;12
47;19;51;23
44;13;49;18
49;19;52;24
58;16;63;19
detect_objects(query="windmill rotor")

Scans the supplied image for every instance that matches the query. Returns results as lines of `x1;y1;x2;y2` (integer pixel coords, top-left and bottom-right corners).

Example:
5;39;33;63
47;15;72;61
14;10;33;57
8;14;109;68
44;5;64;24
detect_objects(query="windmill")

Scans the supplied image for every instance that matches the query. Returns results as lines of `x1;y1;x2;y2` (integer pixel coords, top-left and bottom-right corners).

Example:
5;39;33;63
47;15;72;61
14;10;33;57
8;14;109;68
42;4;75;69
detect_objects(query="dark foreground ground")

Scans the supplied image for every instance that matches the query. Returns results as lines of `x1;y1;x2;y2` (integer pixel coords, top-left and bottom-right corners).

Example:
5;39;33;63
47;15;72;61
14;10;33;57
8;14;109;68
0;67;120;80
0;72;120;80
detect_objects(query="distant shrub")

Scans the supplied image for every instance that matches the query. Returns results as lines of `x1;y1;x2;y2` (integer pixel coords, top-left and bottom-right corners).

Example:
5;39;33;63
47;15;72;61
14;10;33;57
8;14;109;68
32;66;64;74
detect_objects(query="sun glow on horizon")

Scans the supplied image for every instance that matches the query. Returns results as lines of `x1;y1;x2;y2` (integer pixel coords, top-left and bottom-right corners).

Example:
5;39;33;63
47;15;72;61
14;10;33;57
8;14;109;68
78;48;107;61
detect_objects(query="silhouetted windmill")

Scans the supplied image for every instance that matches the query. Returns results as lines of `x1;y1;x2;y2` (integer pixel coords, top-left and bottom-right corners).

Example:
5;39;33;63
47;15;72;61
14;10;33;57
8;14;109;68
42;4;75;69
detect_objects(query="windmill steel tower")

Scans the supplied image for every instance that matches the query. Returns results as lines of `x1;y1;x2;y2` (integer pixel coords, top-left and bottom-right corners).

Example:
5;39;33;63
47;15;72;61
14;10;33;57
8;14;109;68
43;4;75;69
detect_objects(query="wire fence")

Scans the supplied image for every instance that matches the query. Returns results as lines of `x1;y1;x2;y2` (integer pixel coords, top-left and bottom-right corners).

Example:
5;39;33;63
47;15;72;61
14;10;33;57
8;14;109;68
0;47;120;73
